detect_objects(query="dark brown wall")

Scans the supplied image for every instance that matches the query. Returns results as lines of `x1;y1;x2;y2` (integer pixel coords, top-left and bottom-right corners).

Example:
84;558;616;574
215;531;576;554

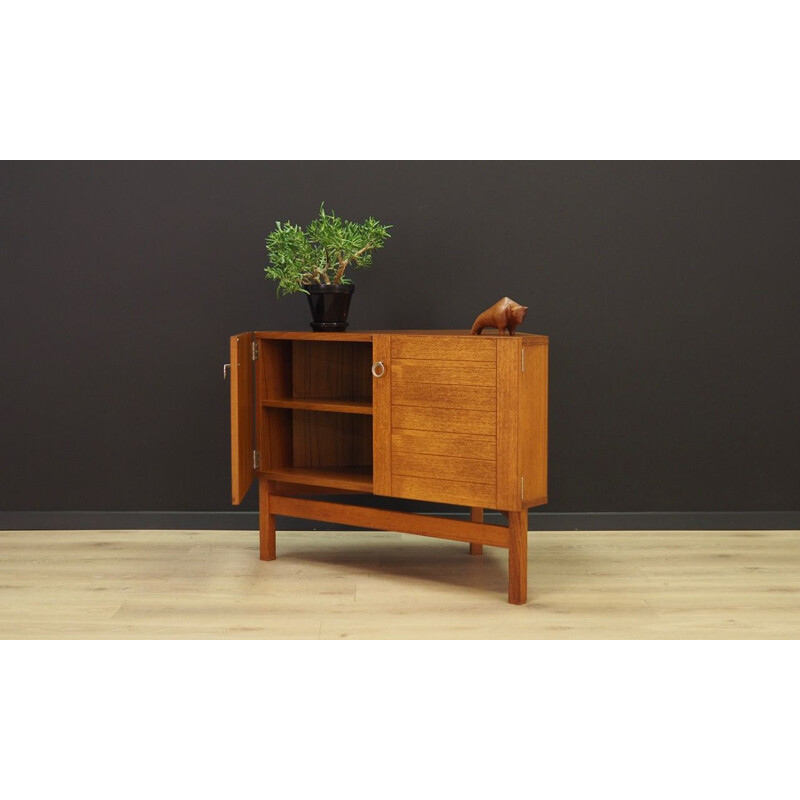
1;161;798;516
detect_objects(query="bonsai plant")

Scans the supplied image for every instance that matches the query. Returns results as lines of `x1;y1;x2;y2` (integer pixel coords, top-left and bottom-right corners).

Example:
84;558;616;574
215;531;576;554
265;203;391;331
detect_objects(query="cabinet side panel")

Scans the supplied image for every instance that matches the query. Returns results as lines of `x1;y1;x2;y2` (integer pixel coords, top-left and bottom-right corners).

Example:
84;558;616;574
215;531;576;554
496;338;521;510
230;332;254;505
259;340;292;400
372;334;392;495
258;341;292;472
263;408;292;470
520;342;548;507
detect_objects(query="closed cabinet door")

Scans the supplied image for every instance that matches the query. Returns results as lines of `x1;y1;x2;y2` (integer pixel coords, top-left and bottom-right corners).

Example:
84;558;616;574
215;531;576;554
373;335;499;508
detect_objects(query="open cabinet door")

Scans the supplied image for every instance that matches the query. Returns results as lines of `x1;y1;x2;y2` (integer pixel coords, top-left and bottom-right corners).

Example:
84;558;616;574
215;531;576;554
230;332;254;504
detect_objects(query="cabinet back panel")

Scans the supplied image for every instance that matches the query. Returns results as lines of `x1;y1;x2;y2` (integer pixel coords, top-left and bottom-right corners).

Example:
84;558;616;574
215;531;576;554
292;341;373;401
292;410;372;469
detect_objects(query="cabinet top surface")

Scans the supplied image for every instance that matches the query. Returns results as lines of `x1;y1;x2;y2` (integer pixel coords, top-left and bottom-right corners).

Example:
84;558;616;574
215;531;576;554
253;330;548;343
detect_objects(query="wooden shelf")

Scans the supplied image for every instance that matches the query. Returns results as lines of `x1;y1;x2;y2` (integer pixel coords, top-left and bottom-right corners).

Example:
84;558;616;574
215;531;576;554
262;397;373;415
261;466;373;493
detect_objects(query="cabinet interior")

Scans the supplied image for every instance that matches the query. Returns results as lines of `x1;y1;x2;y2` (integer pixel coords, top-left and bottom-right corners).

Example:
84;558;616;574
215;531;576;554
258;339;374;491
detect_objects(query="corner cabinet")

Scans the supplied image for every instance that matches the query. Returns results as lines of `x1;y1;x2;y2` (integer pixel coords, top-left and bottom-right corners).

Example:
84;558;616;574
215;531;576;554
228;331;548;604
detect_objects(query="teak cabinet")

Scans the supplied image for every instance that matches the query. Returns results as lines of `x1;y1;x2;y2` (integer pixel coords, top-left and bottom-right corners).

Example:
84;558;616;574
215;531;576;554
229;330;548;604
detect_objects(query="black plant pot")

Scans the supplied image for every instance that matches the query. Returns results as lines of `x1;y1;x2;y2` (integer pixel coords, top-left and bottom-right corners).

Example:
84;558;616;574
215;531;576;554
306;284;355;331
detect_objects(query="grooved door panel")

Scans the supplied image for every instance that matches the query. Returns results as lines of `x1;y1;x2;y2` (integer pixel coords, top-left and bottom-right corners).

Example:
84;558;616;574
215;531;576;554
391;474;497;508
391;336;496;362
392;429;496;460
392;359;496;387
391;406;496;436
393;452;496;485
392;382;496;412
387;335;498;507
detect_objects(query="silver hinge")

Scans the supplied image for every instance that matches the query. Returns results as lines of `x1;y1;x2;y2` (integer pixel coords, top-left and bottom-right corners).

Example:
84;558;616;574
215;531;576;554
521;476;525;499
252;450;261;470
521;348;525;372
251;340;260;360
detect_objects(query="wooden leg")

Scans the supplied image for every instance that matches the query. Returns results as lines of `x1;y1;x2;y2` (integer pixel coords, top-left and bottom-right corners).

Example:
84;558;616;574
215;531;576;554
507;510;528;604
259;478;276;561
469;507;484;555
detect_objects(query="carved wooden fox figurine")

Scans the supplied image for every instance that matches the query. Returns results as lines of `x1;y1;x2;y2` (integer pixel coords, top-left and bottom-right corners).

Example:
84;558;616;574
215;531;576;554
470;296;528;335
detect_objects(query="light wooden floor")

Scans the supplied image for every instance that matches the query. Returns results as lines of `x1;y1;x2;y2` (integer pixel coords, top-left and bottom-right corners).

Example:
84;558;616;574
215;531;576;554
1;528;798;639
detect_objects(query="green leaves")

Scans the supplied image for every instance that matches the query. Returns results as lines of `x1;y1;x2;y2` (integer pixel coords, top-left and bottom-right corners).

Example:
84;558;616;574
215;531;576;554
265;203;391;295
264;221;317;296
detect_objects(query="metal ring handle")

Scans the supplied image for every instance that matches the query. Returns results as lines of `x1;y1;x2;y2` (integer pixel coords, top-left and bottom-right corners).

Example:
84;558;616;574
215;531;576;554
371;361;385;378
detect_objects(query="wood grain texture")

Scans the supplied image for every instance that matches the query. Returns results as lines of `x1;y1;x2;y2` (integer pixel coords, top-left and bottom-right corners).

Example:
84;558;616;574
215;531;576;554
262;466;373;492
392;429;496;461
507;510;528;604
258;342;292;472
270;496;510;548
392;405;496;436
255;330;548;343
258;340;292;400
234;330;546;604
470;507;484;556
393;452;495;485
372;334;392;496
387;335;500;508
292;410;372;469
230;332;254;505
392;359;496;387
262;408;292;470
5;529;798;639
291;340;372;402
256;331;374;342
267;480;360;497
391;335;496;362
259;478;276;560
496;337;521;511
263;398;372;414
392;381;495;412
520;341;548;507
391;474;496;508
